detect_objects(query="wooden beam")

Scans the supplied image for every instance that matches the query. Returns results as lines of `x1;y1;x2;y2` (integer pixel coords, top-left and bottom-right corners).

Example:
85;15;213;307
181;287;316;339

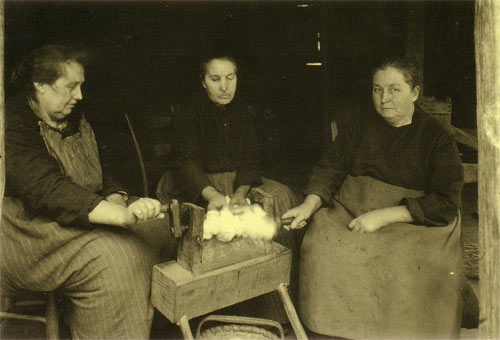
453;126;478;150
463;163;478;184
475;1;500;338
406;1;425;97
0;0;5;222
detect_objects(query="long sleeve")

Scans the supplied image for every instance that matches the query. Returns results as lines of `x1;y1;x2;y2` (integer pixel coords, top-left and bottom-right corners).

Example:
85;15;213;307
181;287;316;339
234;105;263;188
171;93;264;201
303;110;356;205
348;107;464;227
5;99;103;226
170;108;213;202
304;103;463;226
401;127;463;226
100;174;128;198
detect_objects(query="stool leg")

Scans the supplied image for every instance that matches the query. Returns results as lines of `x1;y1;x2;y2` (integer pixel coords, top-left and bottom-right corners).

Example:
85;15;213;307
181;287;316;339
177;315;194;340
45;292;59;340
277;283;308;340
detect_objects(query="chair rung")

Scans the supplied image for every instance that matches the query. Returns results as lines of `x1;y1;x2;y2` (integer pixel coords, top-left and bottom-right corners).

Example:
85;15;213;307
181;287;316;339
14;299;46;307
0;311;46;324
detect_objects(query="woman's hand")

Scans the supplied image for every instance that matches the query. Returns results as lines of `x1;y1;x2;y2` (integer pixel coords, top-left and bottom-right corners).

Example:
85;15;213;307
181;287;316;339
127;197;163;222
229;185;251;210
202;186;228;211
348;206;414;233
105;192;128;207
207;194;228;211
229;193;248;208
348;210;386;233
281;194;323;230
89;197;164;227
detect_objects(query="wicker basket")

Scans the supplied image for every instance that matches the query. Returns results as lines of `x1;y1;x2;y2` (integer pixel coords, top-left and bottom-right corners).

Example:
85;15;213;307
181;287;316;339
200;325;279;340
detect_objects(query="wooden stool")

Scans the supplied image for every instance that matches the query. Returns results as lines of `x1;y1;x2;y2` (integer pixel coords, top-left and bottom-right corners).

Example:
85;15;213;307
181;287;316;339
1;291;59;340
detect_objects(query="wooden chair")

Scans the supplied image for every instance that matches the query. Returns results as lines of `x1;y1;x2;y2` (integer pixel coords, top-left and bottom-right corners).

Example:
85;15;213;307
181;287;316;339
1;290;59;339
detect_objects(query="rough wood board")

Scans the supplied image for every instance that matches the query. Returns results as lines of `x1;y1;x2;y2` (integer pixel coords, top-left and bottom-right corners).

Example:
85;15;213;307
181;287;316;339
152;242;291;323
463;163;478;184
0;1;5;224
176;203;204;272
195;238;274;275
454;126;479;150
475;1;500;338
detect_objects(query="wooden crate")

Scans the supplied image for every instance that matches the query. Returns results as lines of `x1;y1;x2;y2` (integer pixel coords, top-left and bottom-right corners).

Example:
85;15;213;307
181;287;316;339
192;237;275;274
174;200;277;276
152;242;291;323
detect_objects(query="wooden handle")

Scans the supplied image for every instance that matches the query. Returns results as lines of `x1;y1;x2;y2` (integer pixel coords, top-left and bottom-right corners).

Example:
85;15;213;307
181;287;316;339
280;217;294;226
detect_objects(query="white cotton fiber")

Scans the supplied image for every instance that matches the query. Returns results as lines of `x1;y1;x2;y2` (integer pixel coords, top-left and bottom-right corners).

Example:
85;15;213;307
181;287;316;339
203;203;277;242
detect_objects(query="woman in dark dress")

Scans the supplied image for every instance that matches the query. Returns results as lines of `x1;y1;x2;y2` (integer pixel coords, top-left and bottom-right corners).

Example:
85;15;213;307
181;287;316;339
158;53;300;323
283;58;464;339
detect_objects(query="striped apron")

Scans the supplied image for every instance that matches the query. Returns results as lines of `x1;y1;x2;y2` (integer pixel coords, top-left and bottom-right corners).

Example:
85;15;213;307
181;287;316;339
1;118;166;339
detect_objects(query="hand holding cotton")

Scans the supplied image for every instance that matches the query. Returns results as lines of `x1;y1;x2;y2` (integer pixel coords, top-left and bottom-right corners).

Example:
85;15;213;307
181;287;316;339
203;203;277;242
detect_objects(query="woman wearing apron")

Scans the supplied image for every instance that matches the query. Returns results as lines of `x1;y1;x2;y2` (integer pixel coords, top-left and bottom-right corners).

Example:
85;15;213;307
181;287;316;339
2;45;166;339
283;57;465;339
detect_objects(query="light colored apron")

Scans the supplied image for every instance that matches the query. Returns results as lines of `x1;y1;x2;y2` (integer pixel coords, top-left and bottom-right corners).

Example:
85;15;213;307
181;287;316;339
1;118;103;291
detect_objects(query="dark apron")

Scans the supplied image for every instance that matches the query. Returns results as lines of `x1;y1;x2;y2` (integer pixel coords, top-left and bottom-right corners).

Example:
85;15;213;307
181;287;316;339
300;175;463;339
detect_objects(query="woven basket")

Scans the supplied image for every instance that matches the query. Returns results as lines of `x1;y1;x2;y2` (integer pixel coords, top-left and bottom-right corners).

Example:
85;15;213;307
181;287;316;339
200;325;279;340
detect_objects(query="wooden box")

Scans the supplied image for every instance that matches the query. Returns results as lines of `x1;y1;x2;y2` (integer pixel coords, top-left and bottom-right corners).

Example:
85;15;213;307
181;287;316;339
151;242;291;323
174;199;278;276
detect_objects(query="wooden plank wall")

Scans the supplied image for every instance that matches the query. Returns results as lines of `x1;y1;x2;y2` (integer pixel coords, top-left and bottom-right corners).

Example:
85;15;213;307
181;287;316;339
1;0;5;221
475;1;500;338
405;1;425;97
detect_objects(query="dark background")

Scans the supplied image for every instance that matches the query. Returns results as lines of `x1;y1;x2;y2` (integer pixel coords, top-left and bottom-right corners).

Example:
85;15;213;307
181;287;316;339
3;0;476;196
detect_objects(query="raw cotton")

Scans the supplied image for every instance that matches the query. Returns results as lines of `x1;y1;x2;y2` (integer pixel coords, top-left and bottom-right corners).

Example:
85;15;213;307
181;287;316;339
203;201;277;242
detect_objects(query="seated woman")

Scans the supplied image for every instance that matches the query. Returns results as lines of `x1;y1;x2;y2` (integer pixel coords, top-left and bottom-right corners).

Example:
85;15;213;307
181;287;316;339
283;57;464;339
1;45;167;339
158;51;300;321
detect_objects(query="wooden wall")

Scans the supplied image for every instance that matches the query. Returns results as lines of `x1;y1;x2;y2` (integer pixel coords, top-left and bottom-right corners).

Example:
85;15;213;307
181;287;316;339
475;1;500;338
1;0;5;221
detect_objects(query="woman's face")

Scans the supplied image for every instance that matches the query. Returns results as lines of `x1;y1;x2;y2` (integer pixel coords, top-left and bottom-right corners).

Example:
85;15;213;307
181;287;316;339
35;61;84;123
202;58;237;105
372;67;419;127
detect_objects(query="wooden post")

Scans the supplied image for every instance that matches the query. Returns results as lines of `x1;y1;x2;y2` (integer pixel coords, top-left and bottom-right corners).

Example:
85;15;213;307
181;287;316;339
0;0;5;221
406;1;425;97
475;1;500;338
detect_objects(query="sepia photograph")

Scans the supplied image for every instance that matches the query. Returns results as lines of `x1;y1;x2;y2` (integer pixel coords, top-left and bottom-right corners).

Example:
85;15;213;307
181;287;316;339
0;0;498;339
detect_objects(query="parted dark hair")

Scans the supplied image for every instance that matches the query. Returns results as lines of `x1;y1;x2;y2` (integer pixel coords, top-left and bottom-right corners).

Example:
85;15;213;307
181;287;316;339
199;53;238;79
373;57;419;88
11;45;87;100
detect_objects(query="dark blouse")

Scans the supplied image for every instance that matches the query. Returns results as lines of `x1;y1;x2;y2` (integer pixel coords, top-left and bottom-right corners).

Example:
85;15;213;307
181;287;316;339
305;105;464;226
171;92;263;201
4;94;125;226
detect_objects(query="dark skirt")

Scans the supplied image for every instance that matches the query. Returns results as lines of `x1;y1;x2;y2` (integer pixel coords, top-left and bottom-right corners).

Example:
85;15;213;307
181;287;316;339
299;175;464;339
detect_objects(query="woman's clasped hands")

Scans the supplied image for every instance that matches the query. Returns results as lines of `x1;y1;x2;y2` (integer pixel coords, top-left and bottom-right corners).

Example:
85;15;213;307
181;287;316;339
90;194;164;227
127;197;164;223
